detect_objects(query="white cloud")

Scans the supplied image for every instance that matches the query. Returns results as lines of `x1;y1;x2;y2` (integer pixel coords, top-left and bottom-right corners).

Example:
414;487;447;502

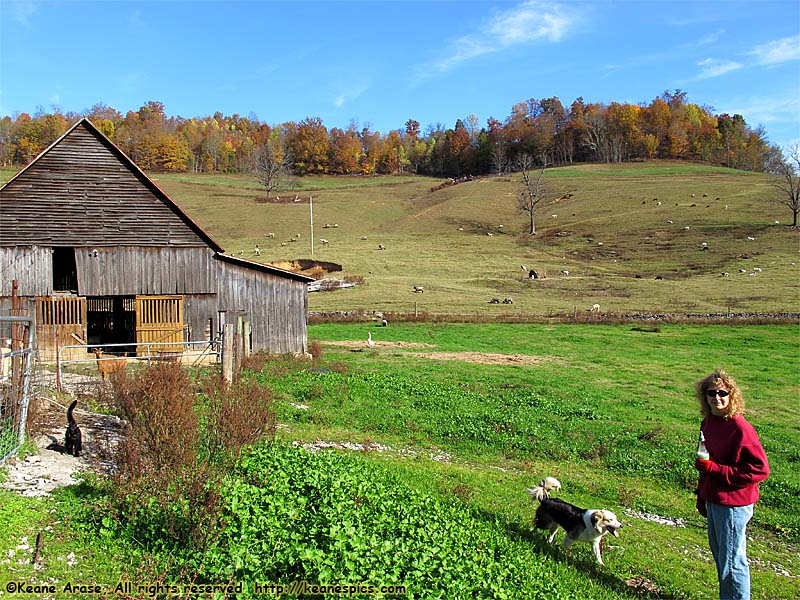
7;0;40;26
695;58;742;80
333;82;368;109
413;1;575;80
749;34;800;65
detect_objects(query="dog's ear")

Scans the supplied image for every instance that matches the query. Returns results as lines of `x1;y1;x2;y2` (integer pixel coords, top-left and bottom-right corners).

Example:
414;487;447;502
591;511;606;530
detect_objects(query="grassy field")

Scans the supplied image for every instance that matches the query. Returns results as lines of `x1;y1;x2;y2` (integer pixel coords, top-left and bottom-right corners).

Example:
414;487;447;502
3;161;797;314
1;323;798;599
149;163;799;315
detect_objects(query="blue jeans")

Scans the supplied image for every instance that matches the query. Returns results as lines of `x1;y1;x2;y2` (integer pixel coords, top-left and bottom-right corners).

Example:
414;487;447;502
706;502;754;600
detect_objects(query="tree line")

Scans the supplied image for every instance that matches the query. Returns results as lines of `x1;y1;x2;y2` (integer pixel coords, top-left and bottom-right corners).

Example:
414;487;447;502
0;90;782;180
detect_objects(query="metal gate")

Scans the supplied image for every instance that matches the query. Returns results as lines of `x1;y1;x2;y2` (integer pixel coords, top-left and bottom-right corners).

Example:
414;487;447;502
0;315;35;466
135;295;185;355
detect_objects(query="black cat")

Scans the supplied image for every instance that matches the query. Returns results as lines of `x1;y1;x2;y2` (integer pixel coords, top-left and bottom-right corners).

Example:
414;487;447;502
64;400;82;457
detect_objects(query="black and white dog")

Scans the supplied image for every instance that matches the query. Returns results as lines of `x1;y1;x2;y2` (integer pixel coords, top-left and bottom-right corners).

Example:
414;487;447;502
527;477;622;566
64;400;82;457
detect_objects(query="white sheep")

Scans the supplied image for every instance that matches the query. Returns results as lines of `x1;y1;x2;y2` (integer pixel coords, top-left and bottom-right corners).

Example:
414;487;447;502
254;244;261;255
502;297;514;304
747;236;755;241
266;232;275;238
413;285;424;293
721;272;730;277
490;297;501;304
590;303;601;312
560;270;570;276
753;267;762;273
521;265;527;271
320;238;329;245
377;244;386;250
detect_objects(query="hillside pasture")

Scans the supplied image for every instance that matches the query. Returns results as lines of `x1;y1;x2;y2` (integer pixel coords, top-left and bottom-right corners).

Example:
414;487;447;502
143;162;799;315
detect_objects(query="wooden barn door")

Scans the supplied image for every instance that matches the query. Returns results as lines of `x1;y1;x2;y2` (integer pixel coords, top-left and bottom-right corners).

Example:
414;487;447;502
35;296;87;361
134;295;185;356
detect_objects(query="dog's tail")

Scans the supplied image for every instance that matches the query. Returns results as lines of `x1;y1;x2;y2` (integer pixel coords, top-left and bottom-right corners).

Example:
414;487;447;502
67;400;78;426
526;476;562;502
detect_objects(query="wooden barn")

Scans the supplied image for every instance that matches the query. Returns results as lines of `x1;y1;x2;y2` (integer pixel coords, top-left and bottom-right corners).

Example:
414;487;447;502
0;118;312;360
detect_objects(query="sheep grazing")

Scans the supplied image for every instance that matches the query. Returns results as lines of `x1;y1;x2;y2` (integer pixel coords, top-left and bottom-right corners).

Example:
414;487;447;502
521;265;527;271
265;232;275;238
333;224;339;228
722;272;730;277
377;244;386;250
529;269;539;280
381;318;388;327
683;226;690;231
254;244;261;256
559;270;570;276
92;348;127;381
457;226;464;231
502;297;514;304
320;238;329;245
590;303;601;312
360;235;368;240
324;223;331;228
753;267;762;273
746;236;755;241
487;232;494;236
412;285;424;293
656;201;662;206
490;297;501;304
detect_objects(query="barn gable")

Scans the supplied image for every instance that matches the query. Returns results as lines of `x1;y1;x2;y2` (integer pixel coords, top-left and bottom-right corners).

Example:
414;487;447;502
0;118;222;251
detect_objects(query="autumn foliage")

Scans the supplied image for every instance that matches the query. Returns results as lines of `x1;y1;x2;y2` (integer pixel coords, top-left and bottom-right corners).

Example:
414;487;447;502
0;91;778;178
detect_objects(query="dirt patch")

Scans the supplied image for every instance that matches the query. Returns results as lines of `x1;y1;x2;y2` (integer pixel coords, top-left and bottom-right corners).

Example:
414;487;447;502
324;340;435;349
412;352;549;366
268;259;342;278
255;194;311;204
2;399;122;497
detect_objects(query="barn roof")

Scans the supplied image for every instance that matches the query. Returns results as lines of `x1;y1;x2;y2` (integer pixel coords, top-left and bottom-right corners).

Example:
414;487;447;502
215;253;313;283
0;118;224;251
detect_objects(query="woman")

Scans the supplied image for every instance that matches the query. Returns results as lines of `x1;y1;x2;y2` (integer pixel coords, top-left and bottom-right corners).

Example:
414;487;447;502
694;369;769;600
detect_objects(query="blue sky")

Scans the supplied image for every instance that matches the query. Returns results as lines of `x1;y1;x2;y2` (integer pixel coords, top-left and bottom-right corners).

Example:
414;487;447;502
2;0;799;147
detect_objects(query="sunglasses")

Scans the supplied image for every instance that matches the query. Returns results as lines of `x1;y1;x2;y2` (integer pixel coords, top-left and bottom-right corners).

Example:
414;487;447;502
706;389;730;398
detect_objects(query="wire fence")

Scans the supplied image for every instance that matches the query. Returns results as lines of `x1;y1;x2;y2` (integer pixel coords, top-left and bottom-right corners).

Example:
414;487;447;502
0;315;35;466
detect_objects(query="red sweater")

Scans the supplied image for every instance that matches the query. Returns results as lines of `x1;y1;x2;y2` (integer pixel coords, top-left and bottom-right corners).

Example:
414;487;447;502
698;414;769;506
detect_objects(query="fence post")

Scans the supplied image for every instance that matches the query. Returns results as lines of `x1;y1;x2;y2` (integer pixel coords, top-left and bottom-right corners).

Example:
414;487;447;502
222;323;235;385
243;320;252;357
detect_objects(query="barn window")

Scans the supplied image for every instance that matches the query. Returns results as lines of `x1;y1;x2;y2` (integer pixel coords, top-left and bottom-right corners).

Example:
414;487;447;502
52;247;78;292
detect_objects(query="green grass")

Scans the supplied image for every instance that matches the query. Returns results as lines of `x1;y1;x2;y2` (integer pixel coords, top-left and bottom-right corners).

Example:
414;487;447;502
1;323;798;599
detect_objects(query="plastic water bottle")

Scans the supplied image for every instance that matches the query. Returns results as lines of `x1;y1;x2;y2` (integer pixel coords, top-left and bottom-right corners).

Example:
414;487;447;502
696;431;710;460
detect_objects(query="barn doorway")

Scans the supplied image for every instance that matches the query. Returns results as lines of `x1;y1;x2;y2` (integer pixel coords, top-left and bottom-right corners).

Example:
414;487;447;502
86;296;136;354
52;247;78;292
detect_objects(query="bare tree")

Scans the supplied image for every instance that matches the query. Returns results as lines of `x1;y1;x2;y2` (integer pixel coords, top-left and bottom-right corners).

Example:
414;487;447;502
516;153;549;235
768;143;800;228
253;138;290;196
490;143;509;177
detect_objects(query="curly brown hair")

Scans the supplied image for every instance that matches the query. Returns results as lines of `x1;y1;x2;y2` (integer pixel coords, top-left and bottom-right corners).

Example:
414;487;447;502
695;368;745;419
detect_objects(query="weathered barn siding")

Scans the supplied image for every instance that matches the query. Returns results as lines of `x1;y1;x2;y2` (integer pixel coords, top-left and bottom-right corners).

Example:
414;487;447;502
215;258;308;354
75;246;216;295
0;123;217;249
0;246;52;297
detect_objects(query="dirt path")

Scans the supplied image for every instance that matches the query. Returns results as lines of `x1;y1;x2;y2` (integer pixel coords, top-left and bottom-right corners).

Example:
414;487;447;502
1;399;122;497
